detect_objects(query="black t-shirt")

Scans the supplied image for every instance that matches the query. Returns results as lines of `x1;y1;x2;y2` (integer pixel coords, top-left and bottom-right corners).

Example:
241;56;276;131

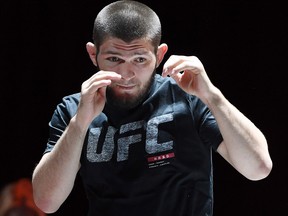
45;74;223;216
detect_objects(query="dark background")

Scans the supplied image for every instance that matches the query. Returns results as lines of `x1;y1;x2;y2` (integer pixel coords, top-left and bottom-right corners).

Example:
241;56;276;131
1;0;287;215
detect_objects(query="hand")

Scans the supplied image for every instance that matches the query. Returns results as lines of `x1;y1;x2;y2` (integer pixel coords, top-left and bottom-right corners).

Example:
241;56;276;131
162;55;214;101
76;71;121;127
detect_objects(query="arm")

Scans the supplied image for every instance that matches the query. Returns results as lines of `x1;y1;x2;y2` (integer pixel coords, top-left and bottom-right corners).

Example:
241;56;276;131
162;55;272;180
204;87;272;180
32;71;122;213
32;117;86;213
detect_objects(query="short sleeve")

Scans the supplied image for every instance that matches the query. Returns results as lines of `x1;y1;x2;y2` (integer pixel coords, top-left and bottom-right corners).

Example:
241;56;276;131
189;96;223;151
44;93;80;154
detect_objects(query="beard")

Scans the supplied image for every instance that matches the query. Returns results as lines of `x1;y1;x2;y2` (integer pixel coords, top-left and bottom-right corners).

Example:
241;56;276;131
106;69;156;110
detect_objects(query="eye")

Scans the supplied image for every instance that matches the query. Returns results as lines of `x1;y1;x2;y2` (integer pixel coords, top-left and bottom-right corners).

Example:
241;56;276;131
135;57;146;63
107;56;121;62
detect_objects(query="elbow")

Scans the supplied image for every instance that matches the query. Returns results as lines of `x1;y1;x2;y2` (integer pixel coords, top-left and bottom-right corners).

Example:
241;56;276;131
33;188;61;214
246;157;273;181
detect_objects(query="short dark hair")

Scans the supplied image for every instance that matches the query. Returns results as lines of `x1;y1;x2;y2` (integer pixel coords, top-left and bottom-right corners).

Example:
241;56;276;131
93;0;161;52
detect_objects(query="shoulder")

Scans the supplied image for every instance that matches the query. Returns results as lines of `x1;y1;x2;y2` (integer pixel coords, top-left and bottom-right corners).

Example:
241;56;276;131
154;73;175;85
53;92;81;118
62;92;81;103
59;92;81;108
154;73;182;92
154;74;197;100
154;74;207;111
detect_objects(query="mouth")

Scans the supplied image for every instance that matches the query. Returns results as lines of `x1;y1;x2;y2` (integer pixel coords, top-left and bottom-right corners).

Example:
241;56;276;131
115;83;137;90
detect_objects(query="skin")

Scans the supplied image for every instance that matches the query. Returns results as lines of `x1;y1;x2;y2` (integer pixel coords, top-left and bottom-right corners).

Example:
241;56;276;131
32;37;272;213
162;55;272;180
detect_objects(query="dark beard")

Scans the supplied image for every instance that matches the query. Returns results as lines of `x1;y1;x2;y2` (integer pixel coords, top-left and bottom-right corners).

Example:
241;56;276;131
106;70;156;110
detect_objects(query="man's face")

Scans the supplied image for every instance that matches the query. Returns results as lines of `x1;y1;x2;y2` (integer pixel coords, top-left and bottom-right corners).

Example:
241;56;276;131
96;38;158;109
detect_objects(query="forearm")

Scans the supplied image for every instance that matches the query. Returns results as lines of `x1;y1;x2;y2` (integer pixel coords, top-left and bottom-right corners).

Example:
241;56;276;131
32;115;87;213
204;86;272;180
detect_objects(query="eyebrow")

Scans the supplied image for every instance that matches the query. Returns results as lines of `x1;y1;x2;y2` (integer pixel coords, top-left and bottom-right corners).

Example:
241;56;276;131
102;50;150;56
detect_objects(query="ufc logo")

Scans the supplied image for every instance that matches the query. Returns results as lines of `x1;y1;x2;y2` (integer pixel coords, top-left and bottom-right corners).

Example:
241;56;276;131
87;113;174;162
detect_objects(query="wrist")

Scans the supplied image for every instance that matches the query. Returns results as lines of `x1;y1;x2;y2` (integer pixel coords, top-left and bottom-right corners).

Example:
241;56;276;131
69;114;90;135
200;85;224;108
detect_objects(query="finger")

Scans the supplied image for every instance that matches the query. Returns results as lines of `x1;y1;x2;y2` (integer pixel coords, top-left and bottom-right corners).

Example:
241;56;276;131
83;71;122;89
162;55;191;77
163;59;200;78
171;62;198;76
82;79;111;95
170;72;182;85
88;71;121;83
162;55;181;77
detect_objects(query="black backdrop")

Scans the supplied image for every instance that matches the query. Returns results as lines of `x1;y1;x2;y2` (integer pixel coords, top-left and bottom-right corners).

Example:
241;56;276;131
1;0;287;215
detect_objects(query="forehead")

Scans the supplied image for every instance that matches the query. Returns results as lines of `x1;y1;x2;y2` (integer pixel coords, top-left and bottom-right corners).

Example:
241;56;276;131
99;37;155;55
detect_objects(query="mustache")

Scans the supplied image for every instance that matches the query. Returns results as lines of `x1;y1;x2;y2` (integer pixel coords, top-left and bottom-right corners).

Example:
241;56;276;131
111;79;138;86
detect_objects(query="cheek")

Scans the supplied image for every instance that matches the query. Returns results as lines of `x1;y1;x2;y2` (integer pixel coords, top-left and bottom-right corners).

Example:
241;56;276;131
137;65;156;80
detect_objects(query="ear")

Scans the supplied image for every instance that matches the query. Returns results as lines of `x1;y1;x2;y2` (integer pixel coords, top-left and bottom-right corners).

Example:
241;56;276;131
86;42;97;66
156;43;168;68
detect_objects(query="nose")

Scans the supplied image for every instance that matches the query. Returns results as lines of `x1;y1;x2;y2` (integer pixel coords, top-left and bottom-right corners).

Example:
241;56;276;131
118;63;135;81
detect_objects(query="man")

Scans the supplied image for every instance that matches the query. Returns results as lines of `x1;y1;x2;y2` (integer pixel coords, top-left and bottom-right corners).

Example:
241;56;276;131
32;1;272;215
